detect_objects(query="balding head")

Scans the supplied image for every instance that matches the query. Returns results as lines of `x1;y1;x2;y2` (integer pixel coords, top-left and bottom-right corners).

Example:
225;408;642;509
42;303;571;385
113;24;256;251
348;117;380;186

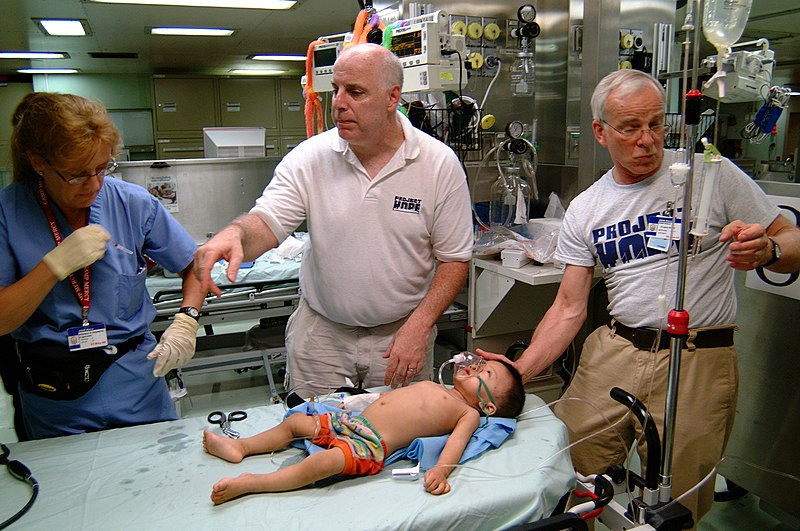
336;43;403;92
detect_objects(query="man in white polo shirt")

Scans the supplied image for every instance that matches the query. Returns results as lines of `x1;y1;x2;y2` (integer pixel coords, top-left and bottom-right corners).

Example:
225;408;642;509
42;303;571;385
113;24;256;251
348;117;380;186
195;43;473;396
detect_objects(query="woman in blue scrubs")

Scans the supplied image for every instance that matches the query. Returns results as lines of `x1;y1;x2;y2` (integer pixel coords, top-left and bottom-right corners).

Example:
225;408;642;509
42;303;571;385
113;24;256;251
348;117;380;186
0;92;205;439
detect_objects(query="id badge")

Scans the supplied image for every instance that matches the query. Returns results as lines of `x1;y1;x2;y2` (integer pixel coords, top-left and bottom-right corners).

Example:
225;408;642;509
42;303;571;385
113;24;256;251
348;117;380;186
645;215;682;252
67;323;109;351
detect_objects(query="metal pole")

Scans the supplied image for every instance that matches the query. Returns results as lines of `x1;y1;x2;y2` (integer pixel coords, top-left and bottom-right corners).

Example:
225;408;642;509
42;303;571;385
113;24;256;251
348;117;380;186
659;0;704;504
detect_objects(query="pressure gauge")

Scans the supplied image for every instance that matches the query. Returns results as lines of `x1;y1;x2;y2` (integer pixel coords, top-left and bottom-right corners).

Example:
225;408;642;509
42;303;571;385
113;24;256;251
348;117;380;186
505;120;525;139
518;4;537;24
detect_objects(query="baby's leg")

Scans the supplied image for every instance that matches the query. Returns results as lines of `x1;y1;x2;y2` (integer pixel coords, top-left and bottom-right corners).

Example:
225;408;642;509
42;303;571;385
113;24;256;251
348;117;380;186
204;413;318;462
210;448;346;504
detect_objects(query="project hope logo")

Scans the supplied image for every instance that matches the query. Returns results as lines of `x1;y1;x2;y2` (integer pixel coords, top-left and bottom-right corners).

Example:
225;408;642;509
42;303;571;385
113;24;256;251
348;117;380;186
393;195;422;214
591;207;693;269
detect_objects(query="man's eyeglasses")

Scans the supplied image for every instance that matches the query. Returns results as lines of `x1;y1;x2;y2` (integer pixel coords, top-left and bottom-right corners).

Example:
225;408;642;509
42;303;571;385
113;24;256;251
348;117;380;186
601;119;670;140
49;159;118;185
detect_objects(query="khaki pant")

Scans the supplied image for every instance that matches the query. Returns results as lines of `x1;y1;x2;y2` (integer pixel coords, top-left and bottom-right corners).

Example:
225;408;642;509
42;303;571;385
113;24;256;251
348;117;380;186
285;298;435;398
553;325;738;529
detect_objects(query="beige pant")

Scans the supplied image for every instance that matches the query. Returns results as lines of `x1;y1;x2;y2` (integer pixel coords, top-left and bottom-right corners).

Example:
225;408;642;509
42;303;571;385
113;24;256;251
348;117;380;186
553;325;738;529
285;298;435;398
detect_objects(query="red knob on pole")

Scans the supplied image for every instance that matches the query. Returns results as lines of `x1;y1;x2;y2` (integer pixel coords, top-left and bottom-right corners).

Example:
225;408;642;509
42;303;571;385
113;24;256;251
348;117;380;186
666;309;689;336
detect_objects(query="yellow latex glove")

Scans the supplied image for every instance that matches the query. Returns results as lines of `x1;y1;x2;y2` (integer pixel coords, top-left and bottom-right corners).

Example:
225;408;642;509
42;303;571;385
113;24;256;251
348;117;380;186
43;224;110;280
146;312;199;377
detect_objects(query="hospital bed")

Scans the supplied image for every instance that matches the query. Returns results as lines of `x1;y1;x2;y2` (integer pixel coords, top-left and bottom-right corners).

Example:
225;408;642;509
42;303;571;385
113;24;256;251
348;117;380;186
0;393;575;530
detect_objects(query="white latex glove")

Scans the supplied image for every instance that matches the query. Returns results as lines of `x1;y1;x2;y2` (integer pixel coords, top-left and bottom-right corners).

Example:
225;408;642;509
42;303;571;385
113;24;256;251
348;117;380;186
43;224;110;280
146;312;200;377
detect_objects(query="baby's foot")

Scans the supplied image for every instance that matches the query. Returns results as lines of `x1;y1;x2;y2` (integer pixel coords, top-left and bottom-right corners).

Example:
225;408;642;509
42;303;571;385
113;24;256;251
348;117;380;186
203;429;245;463
210;473;253;505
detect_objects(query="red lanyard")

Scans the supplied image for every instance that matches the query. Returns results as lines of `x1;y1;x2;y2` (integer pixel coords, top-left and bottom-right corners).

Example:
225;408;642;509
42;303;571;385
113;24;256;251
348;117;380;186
37;177;92;325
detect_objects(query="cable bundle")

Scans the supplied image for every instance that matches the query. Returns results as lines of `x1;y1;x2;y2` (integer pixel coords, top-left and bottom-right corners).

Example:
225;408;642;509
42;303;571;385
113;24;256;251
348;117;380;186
742;86;791;144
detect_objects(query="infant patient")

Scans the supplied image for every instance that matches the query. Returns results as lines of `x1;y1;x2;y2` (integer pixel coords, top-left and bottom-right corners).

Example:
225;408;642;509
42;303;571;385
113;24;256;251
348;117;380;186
203;358;524;504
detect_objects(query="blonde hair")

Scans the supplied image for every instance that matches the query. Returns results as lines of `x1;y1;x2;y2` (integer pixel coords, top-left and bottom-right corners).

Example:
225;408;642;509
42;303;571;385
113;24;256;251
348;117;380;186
10;92;121;183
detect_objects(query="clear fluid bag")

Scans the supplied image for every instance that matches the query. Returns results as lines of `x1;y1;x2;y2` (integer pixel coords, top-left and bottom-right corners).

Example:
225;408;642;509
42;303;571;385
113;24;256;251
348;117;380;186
703;0;753;50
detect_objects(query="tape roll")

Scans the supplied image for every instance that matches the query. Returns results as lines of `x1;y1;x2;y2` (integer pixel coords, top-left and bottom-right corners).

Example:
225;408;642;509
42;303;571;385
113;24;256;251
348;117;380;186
484;23;501;41
620;33;634;50
451;21;467;36
480;114;496;130
619;60;633;70
467;22;483;39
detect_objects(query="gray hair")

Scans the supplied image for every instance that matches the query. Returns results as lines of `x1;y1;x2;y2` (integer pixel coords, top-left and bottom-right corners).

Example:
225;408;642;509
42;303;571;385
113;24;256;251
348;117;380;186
590;69;665;120
379;46;404;91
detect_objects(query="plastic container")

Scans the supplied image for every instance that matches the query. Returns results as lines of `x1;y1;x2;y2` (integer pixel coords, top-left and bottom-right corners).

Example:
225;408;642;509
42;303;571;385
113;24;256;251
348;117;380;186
703;0;752;50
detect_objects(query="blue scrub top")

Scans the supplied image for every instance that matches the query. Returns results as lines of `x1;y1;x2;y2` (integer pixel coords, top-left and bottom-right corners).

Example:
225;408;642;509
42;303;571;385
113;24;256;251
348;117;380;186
0;177;197;345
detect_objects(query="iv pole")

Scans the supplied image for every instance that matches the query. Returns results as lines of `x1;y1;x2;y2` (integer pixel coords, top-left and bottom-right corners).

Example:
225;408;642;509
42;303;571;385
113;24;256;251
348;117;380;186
661;0;703;504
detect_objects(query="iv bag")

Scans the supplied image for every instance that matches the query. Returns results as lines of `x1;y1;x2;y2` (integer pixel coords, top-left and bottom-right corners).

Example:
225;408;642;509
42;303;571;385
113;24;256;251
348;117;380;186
703;0;752;50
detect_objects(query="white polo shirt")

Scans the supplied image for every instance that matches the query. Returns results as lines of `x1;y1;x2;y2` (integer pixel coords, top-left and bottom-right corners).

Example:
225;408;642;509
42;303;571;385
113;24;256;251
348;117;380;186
250;112;473;327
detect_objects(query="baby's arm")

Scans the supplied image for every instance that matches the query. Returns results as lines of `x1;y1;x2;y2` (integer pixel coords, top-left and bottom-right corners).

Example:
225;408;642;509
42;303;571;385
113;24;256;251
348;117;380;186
423;410;480;495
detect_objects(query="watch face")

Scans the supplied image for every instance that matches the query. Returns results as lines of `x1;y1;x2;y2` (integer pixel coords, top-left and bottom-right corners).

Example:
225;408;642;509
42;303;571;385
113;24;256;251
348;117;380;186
181;307;199;318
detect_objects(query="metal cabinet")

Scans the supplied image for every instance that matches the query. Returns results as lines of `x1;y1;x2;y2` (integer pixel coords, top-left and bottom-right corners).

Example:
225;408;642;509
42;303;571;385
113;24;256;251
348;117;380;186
155;134;204;159
278;78;306;133
218;78;279;131
153;77;216;132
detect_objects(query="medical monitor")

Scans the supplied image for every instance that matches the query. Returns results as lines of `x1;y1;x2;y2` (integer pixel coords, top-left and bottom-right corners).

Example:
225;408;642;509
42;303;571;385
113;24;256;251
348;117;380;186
203;127;266;158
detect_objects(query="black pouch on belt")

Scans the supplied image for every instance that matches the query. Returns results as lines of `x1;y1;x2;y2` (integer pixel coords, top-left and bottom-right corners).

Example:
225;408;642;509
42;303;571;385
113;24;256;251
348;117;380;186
15;335;144;401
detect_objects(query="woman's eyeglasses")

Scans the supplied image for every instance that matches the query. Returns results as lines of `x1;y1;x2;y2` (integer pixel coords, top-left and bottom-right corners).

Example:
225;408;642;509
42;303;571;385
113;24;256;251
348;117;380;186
50;159;118;185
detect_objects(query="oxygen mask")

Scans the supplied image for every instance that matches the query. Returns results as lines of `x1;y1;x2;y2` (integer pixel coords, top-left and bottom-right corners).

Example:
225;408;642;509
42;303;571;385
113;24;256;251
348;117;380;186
438;351;486;386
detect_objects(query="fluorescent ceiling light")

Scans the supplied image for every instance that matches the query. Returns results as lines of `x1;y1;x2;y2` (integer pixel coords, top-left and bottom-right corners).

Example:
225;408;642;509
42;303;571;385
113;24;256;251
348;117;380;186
0;51;70;59
149;27;235;36
248;54;306;61
229;69;286;75
18;68;80;74
37;19;90;36
85;0;295;8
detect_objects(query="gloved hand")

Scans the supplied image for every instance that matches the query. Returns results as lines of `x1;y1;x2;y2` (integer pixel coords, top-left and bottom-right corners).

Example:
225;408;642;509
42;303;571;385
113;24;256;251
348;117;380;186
43;224;110;280
146;313;200;377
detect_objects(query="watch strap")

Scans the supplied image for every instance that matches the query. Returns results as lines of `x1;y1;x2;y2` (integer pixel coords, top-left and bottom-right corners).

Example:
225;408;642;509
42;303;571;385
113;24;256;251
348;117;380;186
763;238;781;267
178;306;201;321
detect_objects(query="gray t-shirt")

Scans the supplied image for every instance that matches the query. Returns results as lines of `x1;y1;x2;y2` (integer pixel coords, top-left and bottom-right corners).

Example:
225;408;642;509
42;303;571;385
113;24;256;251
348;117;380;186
555;150;779;328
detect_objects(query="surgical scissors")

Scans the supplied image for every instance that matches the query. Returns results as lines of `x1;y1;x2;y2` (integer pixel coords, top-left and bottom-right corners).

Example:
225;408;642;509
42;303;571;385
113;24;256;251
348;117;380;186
207;410;248;439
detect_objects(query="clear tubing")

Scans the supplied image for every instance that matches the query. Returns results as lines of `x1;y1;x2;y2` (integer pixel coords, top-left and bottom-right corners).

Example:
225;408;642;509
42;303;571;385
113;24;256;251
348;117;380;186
471;144;500;230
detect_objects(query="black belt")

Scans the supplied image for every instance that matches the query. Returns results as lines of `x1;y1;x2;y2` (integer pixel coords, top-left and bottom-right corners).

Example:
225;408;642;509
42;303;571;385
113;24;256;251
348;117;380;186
608;322;735;350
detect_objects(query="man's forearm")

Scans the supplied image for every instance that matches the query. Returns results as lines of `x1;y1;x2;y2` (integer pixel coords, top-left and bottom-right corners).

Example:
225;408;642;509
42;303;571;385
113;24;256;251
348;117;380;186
406;260;469;328
518;306;587;382
229;213;279;262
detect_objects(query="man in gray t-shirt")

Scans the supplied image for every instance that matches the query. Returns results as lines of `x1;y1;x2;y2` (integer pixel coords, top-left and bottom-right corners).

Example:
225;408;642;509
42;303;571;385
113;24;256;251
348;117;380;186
480;69;800;527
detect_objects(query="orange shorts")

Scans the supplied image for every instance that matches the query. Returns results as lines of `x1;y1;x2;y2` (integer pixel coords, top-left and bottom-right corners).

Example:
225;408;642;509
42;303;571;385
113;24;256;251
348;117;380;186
311;412;387;476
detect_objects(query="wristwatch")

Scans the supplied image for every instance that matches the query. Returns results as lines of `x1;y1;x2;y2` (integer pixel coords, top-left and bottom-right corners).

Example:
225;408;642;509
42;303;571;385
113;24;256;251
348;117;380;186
763;238;781;267
178;306;201;321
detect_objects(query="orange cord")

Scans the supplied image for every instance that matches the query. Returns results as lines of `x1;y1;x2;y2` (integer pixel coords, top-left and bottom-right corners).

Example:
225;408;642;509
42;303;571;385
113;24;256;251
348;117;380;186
304;40;325;138
347;9;386;47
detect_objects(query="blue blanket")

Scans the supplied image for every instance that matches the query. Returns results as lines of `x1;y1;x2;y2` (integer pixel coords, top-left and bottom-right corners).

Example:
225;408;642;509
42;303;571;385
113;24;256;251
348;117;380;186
285;402;516;471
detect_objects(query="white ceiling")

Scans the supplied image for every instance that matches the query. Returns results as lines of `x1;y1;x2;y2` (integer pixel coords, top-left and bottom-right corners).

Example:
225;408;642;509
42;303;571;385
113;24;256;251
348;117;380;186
0;0;798;87
0;0;376;77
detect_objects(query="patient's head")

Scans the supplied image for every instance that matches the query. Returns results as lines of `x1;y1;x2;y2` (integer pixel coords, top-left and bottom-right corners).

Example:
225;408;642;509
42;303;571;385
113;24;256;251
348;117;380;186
457;358;525;418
